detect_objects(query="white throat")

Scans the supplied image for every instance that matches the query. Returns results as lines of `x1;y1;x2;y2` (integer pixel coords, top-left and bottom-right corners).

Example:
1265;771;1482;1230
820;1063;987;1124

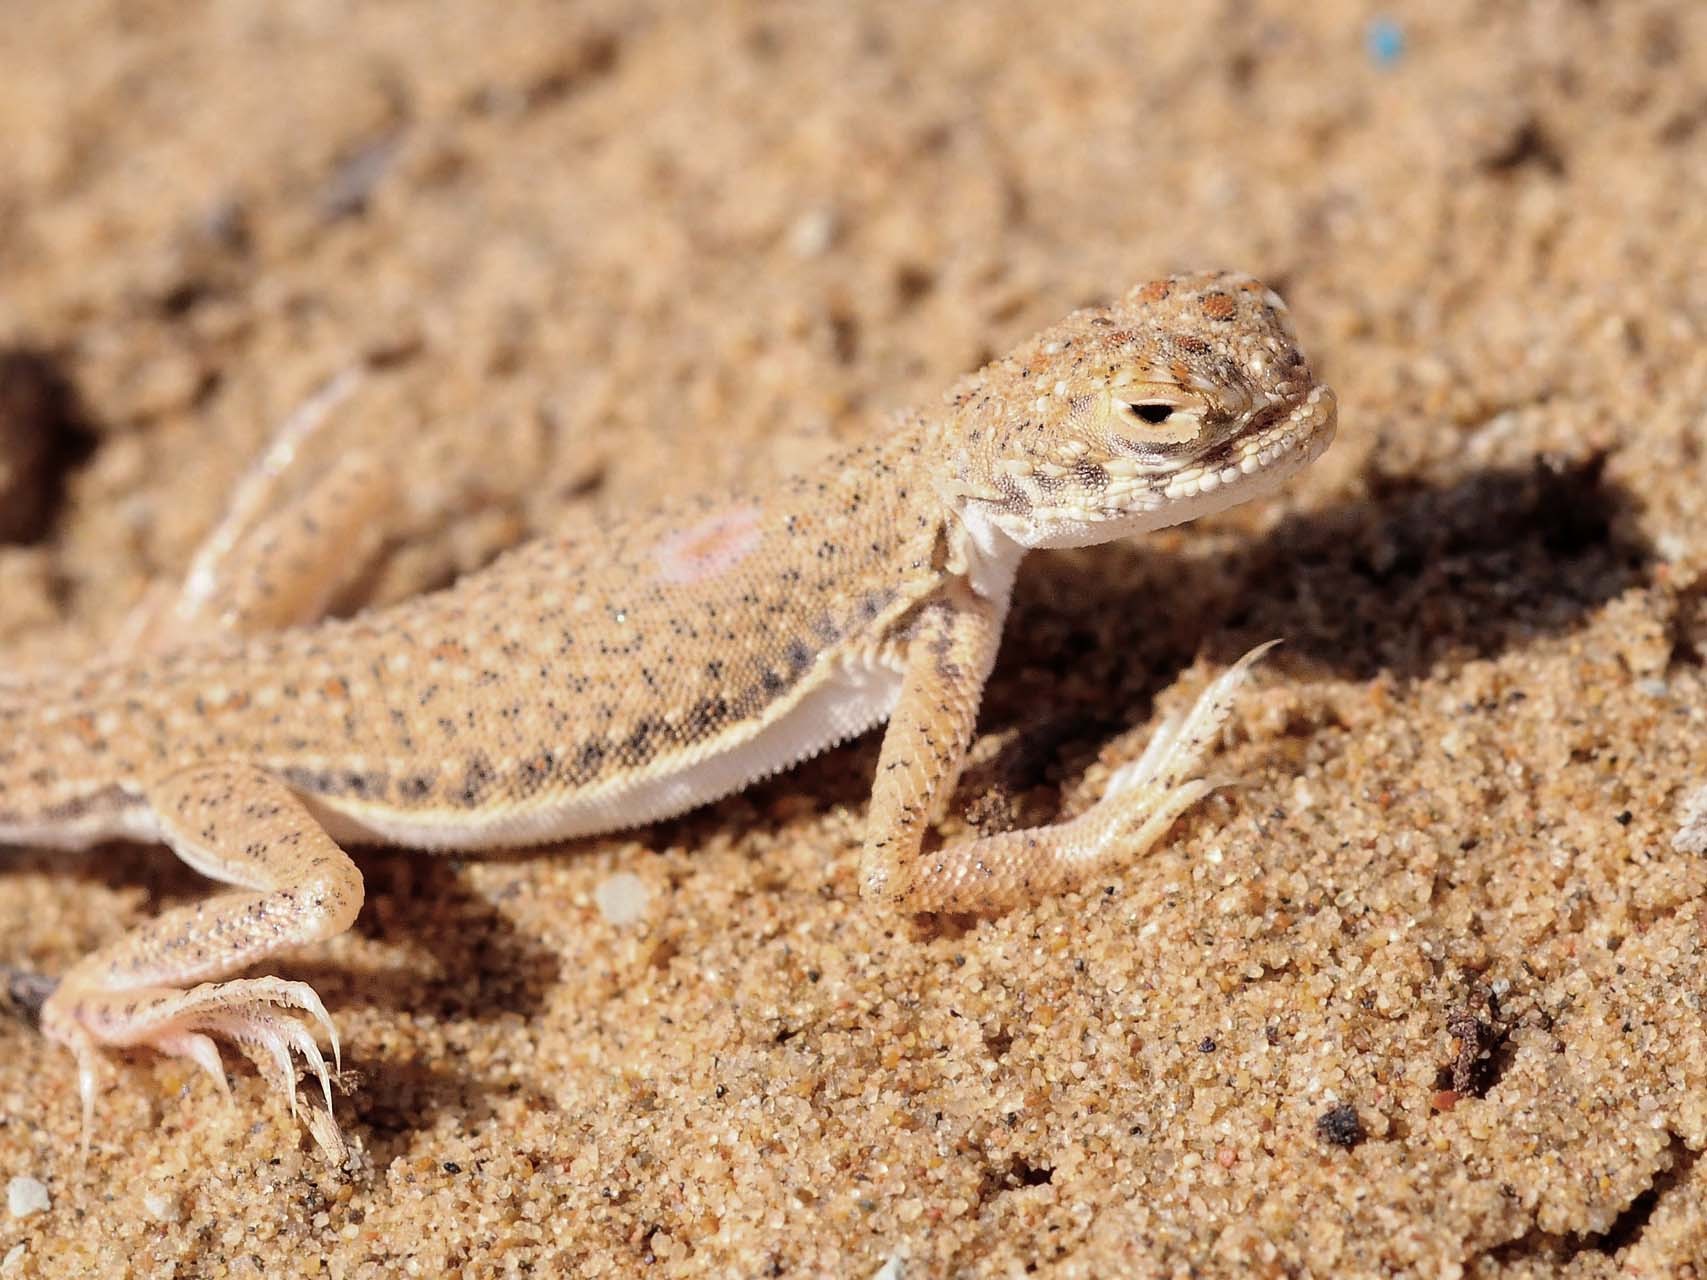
954;505;1026;607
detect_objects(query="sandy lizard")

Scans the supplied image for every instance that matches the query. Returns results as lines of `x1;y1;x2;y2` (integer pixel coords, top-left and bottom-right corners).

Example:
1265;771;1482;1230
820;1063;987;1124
0;271;1337;1153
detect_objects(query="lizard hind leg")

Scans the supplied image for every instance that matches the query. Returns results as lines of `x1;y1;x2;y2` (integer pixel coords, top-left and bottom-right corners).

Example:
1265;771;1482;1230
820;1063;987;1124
116;368;399;654
40;762;362;1154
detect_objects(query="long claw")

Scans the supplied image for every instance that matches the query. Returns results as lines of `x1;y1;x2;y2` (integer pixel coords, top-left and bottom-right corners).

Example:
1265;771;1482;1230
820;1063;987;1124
76;1053;98;1156
160;1032;231;1098
264;1039;300;1122
175;981;344;1127
266;1034;301;1122
1184;640;1272;720
1105;642;1277;802
283;981;341;1076
240;980;342;1073
1109;710;1184;795
277;1019;335;1116
227;1017;302;1122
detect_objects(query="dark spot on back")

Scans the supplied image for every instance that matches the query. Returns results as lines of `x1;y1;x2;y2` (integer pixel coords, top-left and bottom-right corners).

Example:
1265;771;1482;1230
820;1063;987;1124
458;753;497;806
572;740;607;784
686;697;731;737
400;774;435;800
626;717;662;761
518;750;556;791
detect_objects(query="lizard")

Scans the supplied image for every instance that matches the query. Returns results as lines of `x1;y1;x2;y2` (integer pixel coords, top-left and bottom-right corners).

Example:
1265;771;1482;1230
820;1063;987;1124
0;270;1337;1154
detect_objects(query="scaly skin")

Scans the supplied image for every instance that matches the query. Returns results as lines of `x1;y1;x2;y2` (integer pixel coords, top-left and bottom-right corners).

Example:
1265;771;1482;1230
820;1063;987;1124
0;271;1336;1155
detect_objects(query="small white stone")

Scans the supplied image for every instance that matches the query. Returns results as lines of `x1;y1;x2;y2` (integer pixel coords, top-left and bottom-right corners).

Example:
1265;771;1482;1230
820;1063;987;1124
787;208;837;258
7;1175;49;1219
3;1243;25;1273
594;872;650;926
144;1190;182;1223
1676;785;1707;855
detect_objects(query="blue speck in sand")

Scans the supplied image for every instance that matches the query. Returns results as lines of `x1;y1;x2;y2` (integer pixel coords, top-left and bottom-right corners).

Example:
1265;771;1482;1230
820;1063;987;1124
1366;17;1405;67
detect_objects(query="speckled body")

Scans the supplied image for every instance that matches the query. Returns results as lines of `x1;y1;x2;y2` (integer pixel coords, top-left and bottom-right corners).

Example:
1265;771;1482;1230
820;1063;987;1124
3;271;1337;1156
1;428;944;851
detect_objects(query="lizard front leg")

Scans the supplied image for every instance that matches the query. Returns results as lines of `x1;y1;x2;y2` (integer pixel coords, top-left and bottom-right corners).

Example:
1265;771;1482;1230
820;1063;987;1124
861;581;1273;912
40;763;362;1152
860;581;1003;904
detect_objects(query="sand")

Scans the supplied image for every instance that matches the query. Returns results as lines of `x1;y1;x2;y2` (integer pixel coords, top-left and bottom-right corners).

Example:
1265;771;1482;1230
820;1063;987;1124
3;0;1707;1275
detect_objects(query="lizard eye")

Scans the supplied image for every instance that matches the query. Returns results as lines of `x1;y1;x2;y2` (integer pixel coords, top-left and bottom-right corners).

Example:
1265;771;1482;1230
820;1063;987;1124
1105;384;1203;446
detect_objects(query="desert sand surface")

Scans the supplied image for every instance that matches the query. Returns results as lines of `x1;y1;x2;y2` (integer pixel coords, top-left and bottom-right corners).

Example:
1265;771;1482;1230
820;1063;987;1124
4;1;1707;1275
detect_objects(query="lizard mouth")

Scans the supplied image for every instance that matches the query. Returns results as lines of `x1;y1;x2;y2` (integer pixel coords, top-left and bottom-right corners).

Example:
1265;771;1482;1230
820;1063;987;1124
1156;382;1337;506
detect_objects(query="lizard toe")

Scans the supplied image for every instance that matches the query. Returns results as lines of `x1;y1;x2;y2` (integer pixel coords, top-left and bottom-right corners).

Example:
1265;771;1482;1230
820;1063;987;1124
156;1030;231;1099
40;975;344;1150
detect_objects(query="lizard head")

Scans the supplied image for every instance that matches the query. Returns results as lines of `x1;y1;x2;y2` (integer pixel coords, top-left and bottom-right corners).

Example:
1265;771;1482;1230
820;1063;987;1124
941;271;1337;551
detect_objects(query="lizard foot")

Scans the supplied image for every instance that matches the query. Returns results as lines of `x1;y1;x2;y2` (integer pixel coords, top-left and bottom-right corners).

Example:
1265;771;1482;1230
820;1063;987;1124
893;642;1276;912
1050;639;1279;870
1097;639;1278;812
42;976;341;1152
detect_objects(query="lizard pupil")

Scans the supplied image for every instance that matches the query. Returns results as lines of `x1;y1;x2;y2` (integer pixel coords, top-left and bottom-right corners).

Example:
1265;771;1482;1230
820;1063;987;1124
1132;402;1174;424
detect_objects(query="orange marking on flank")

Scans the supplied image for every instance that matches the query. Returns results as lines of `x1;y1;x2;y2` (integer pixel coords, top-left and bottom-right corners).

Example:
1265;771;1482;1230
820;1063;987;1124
654;505;764;586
